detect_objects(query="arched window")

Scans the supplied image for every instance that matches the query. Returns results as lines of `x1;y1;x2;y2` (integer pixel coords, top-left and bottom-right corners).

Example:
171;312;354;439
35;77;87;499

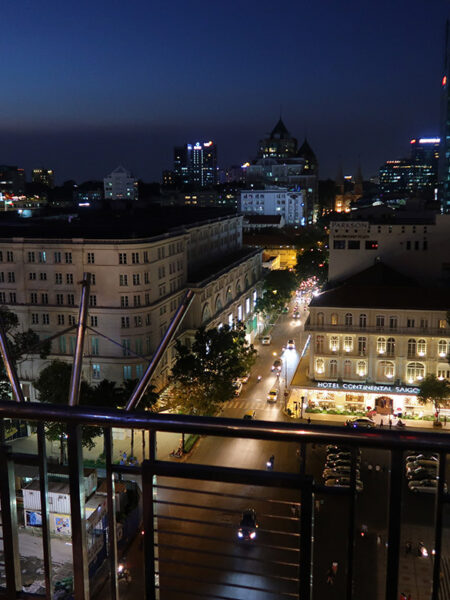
215;295;223;312
377;337;386;354
406;362;425;382
343;336;353;352
417;339;426;357
378;360;395;379
201;303;211;324
244;275;249;289
330;336;339;352
236;280;242;295
438;340;448;357
386;338;395;357
407;339;416;358
359;314;367;328
329;360;338;378
357;361;367;377
344;360;352;378
331;313;338;326
315;358;325;374
315;335;324;353
226;286;232;303
345;313;353;326
317;312;324;327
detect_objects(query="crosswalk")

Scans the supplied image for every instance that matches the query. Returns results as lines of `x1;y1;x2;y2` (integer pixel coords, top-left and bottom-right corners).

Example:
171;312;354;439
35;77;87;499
224;398;280;411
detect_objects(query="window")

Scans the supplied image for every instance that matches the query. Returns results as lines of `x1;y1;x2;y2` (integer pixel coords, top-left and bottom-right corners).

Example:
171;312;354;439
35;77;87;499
407;319;415;328
376;315;385;329
329;360;338;378
54;252;61;263
386;338;395;357
143;251;149;263
0;272;3;283
89;316;97;328
31;313;39;325
39;251;47;263
357;361;367;377
92;364;101;379
68;315;76;326
120;274;128;286
420;319;428;329
438;340;448;357
389;316;398;330
406;362;425;382
135;338;143;355
133;274;140;285
330;336;339;352
330;313;338;326
59;337;66;354
145;293;150;305
407;339;416;358
55;273;62;284
333;240;345;249
6;251;13;262
123;366;132;380
136;364;144;379
315;358;325;374
30;292;38;304
344;360;352;378
67;294;75;305
37;271;46;281
359;314;367;328
0;292;5;303
417;339;426;357
28;251;35;263
69;336;76;354
345;313;353;326
159;284;166;297
42;313;49;325
358;337;367;356
87;252;95;264
57;314;65;325
377;337;386;354
439;320;447;329
144;272;149;284
7;272;15;283
343;336;353;352
65;252;72;264
317;312;324;326
91;274;96;285
121;296;129;308
158;266;165;279
41;293;48;304
132;252;139;264
365;240;378;249
119;253;127;265
437;369;450;380
379;360;395;379
348;240;360;250
89;295;96;307
9;292;16;304
145;313;151;326
56;294;64;305
91;338;99;355
121;316;130;328
134;315;143;327
66;273;73;284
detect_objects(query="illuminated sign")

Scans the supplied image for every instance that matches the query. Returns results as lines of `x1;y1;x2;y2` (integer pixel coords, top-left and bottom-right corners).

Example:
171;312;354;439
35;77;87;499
315;381;420;395
241;162;250;168
203;141;213;147
410;139;416;144
418;138;440;144
443;75;447;86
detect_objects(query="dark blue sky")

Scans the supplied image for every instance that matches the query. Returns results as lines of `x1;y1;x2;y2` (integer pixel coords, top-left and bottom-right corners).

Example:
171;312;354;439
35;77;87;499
2;0;450;183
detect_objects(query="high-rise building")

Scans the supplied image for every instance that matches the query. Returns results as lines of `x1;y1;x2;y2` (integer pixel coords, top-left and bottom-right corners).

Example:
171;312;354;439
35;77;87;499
104;166;138;200
440;20;450;213
257;118;298;159
0;165;26;197
32;168;55;189
173;141;218;187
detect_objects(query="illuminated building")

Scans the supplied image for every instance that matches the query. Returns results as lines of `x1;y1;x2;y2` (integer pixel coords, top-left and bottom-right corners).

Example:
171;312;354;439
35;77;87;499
32;168;55;189
104;166;138;200
173;141;218;187
440;20;450;213
257;118;297;159
0;165;26;196
334;166;363;212
239;188;304;225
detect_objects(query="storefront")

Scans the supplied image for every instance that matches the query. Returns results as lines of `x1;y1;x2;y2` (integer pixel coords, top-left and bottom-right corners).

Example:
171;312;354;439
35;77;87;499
291;380;426;417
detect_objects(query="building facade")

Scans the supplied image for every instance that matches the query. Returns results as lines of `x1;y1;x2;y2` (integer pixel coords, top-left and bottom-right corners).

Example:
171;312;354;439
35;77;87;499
440;20;450;213
32;168;55;189
104;166;138;200
173;141;218;187
0;165;26;197
0;211;262;399
239;189;304;225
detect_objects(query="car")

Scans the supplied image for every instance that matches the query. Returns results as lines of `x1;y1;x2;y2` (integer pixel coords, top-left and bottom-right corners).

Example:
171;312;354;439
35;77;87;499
240;374;250;384
323;467;353;479
324;478;364;492
326;444;354;454
408;479;447;494
237;509;258;540
267;389;278;403
346;417;375;429
271;359;282;372
261;335;272;345
325;459;352;470
287;339;296;349
234;381;243;396
406;453;438;464
406;460;438;475
243;411;255;420
407;467;437;481
293;311;300;319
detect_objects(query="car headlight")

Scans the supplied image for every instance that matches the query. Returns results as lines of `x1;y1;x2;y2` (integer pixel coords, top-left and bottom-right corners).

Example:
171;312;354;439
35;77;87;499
250;531;256;539
238;531;243;538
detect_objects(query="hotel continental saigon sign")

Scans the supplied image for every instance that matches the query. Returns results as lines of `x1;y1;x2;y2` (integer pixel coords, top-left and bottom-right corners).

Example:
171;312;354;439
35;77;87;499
315;381;420;395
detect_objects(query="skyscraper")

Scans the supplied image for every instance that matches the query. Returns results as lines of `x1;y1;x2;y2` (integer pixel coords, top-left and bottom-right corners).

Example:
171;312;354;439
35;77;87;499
173;141;218;187
32;168;55;189
440;20;450;213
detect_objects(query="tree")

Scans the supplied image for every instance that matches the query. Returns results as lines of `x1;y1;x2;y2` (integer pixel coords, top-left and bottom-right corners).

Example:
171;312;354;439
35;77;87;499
0;306;51;402
255;270;298;319
417;375;450;421
171;322;257;415
295;246;328;285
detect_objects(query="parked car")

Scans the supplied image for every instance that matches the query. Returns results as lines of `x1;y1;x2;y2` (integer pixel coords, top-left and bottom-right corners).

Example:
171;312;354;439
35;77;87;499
271;359;282;372
261;335;272;345
293;311;300;319
240;374;250;384
234;381;243;396
408;479;447;494
267;389;278;403
243;411;256;420
346;417;375;429
286;339;296;349
237;509;258;540
407;467;437;481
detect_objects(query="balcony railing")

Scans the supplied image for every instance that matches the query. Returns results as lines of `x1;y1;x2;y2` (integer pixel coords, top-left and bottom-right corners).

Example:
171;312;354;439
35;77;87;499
306;322;449;337
0;400;449;600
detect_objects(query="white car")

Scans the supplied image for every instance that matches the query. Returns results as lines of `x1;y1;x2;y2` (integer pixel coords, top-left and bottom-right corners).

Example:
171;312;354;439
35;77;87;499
286;339;296;349
261;335;272;345
234;381;243;396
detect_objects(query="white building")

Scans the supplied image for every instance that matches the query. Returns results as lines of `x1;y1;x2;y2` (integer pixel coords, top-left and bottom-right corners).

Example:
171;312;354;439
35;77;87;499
328;213;450;285
239;188;304;225
104;166;138;200
0;209;262;399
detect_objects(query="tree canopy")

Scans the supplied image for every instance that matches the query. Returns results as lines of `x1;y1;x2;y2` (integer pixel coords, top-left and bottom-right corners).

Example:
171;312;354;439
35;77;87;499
295;246;328;285
170;322;257;415
417;374;450;418
255;270;298;318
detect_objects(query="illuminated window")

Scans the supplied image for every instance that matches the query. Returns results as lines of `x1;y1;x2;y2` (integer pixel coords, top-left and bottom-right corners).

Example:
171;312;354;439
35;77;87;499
331;313;338;326
357;361;367;377
417;339;426;357
329;360;338;378
316;335;324;353
386;338;395;357
406;362;425;382
377;337;386;354
438;340;448;357
330;336;339;352
379;361;395;379
343;336;353;352
315;359;325;374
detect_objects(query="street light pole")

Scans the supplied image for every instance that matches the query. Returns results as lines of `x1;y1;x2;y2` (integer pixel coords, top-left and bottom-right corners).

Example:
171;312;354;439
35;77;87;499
301;395;305;420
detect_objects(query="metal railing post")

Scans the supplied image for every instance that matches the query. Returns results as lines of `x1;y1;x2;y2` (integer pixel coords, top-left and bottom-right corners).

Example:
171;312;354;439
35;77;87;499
67;423;89;600
69;273;91;407
299;475;314;600
385;449;403;600
105;427;119;600
431;450;447;600
0;322;25;403
37;423;53;600
0;441;21;597
142;451;157;600
345;446;358;600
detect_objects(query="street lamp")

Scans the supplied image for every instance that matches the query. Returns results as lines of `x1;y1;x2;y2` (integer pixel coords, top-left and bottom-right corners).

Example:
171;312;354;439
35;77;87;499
301;395;305;420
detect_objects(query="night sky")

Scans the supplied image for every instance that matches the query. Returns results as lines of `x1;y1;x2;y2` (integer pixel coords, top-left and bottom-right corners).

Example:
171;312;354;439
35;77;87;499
2;0;450;184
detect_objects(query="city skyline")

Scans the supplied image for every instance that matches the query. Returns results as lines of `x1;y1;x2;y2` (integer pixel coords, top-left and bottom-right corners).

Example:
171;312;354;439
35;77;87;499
1;0;450;183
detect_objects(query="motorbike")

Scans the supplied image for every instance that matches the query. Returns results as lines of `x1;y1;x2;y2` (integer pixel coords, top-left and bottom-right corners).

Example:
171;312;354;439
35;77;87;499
118;563;132;583
266;455;274;470
360;524;368;538
396;419;405;428
257;375;262;382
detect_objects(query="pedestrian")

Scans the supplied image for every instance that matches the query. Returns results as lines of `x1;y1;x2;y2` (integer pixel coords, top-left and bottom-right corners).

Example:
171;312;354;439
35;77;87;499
405;541;412;555
377;535;382;545
444;415;447;427
389;418;392;429
326;568;334;585
380;418;384;428
307;417;311;425
290;504;297;517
